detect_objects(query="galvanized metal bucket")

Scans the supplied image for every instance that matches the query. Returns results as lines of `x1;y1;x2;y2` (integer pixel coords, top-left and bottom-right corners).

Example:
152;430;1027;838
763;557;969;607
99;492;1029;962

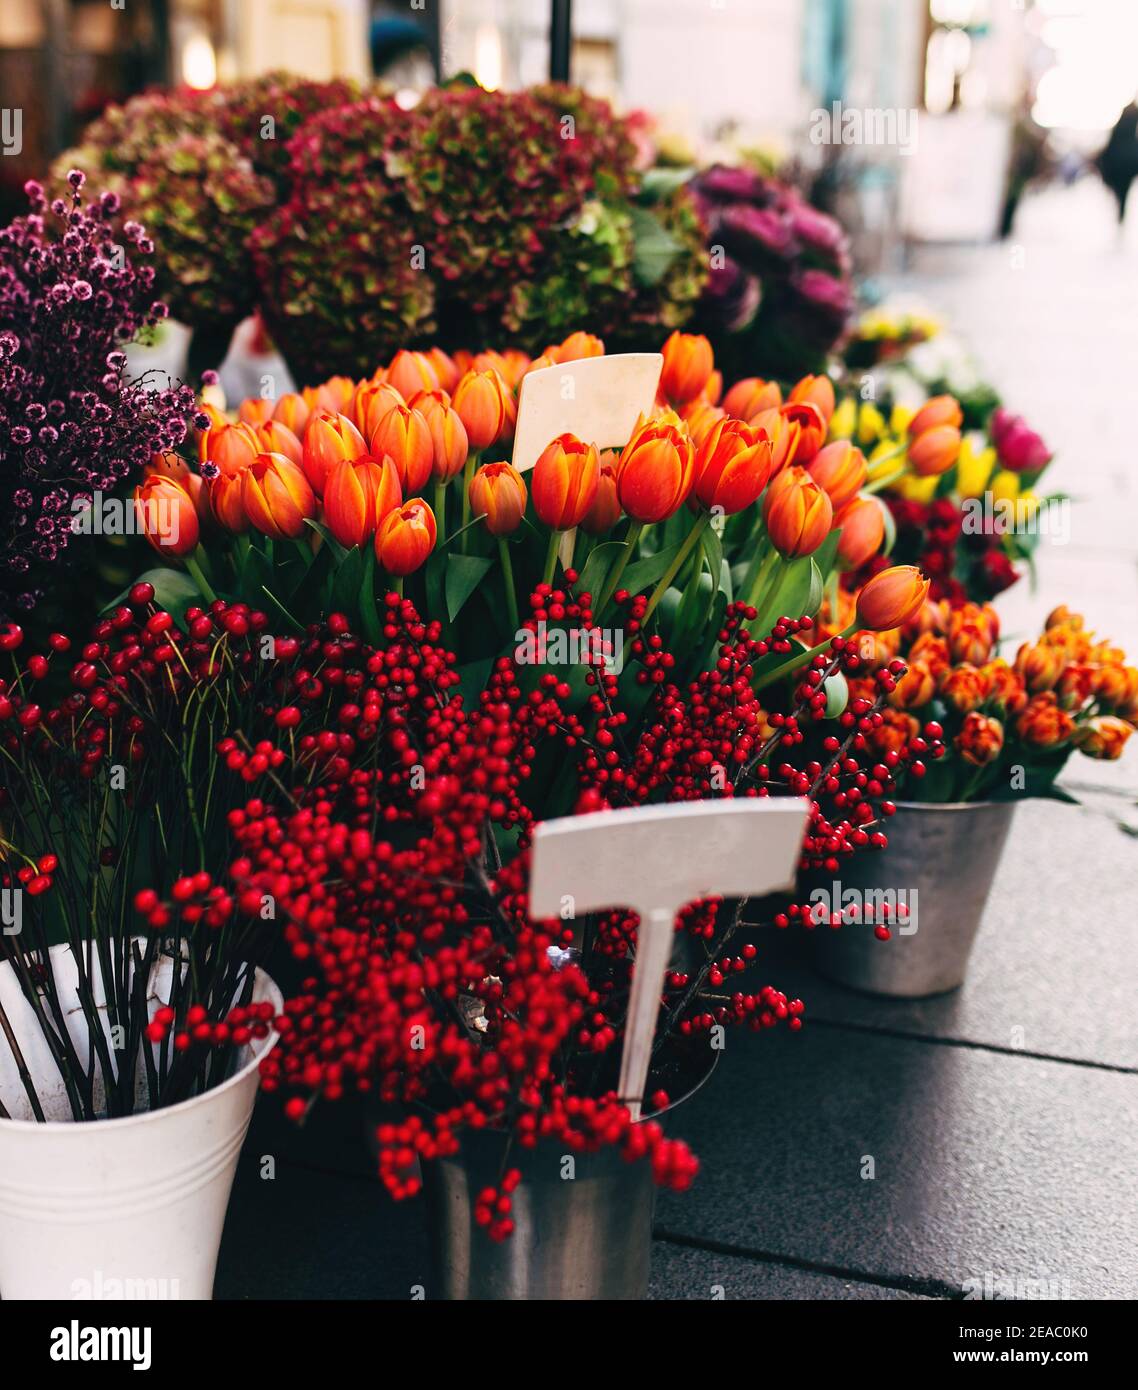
809;800;1016;999
421;1049;716;1300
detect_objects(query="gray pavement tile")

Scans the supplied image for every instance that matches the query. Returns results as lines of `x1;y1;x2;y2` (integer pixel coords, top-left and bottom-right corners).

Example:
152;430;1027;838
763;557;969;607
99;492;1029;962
655;1023;1138;1299
760;799;1138;1069
649;1240;931;1299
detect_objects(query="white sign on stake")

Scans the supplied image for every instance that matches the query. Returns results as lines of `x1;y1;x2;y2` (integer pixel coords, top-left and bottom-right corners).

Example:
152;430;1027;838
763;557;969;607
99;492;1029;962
529;798;810;1121
510;352;664;474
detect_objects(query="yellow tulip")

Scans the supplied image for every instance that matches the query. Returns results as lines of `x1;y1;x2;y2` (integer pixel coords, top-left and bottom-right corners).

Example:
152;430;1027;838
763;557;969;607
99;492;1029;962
896;473;940;503
857;403;887;446
956;437;996;498
990;469;1021;504
889;403;915;435
829;397;857;440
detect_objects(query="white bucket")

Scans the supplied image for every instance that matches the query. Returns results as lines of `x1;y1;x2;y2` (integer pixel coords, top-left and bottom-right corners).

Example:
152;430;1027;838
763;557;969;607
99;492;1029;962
0;942;280;1300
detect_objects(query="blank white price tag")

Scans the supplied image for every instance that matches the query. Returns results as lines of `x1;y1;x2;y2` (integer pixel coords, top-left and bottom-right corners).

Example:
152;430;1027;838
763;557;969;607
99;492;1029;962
510;353;663;473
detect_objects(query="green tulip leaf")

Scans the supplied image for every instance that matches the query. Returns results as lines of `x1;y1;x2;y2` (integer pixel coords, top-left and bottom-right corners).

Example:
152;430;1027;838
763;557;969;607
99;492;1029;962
446;553;494;622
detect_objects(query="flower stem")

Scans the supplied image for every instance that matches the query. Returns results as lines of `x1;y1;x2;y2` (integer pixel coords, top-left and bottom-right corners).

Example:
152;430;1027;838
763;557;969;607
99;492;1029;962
865;466;908;494
643;513;710;622
184;547;217;604
744;544;780;610
433;479;447;543
753;620;857;692
498;536;520;633
596;520;644;616
460;451;480;554
541;529;561;588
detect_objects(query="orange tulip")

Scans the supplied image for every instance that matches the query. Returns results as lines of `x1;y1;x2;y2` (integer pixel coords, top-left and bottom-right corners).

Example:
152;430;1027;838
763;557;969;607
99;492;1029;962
452;369;511;450
133;475;199;557
681;400;727;446
209;471;250;533
353;379;406;438
722;377;781;419
888;661;936;710
199;419;259;478
762;466;833;558
1015;692;1076;749
939;663;992;713
1074;714;1133;760
324;455;402;548
855;566;931;631
1014;641;1065;693
241;452;317;540
788;373;836;424
834;496;885;569
385;349;439;401
581;454;622;536
908;424;961;477
692;418;773;514
808;440;867;511
469;462;528;537
750;406;797;475
369;403;433;496
531;433;601;530
238;397;275;427
314;376;356;414
616;416;695;523
255;420;303;468
413;395;469;483
908;394;963;437
302;411;368;495
659;331;714;406
427;347;461;393
548;331;605;364
273;392;311;435
780;401;827;465
956;712;1005;766
375;498;437;576
525;352;558;377
702;369;723;406
146;451;191;483
1094;664;1138;712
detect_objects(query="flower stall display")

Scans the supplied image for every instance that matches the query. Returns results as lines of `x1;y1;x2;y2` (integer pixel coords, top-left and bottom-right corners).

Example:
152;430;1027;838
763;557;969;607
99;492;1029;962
807;599;1136;997
0;175;198;628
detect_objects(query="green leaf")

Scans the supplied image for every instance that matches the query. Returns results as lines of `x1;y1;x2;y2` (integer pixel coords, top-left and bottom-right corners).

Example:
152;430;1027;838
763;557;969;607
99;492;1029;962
457;656;495;708
623;541;684;595
577;541;624;602
703;524;724;593
425;548;447;626
104;568;201;629
446;553;494;622
638;167;696;201
755;553;816;631
331;545;364;613
629;205;684;287
812;528;842;581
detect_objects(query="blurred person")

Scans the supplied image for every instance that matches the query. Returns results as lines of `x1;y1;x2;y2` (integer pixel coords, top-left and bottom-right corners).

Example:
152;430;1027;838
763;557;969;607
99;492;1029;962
1096;99;1138;227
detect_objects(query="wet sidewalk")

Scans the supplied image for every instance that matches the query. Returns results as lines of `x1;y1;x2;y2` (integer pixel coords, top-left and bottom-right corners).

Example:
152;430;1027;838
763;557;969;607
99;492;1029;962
214;181;1138;1300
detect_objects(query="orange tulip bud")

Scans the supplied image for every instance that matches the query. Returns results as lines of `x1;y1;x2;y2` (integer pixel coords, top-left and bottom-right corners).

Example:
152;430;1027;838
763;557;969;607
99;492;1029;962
452;369;511;450
1014;641;1065;693
808;439;867;511
910;631;952;679
210;470;250;533
353;379;406;438
702;369;723;406
525;352;558;377
1046;604;1084;633
979;660;1028;715
146;451;191;483
834;496;886;569
762;466;833;558
871;708;921;758
255;420;303;468
412;394;469;483
273;392;311;435
1074;714;1133;760
133;475;200;557
722;377;781;419
427;347;461;393
692;418;773;514
1094;664;1138;712
550;331;605;364
889;661;936;710
384;349;439;401
302;410;368;496
374;498;437;576
581;454;622;536
200;419;259;478
956;712;1005;766
324;454;401;549
908;424;961;477
531;433;601;530
1015;692;1076;749
749;406;796;476
659;331;715;406
788;373;836;424
855;566;931;631
681;400;727;446
369;403;433;496
939;663;992;713
616;417;695;523
780;401;827;465
238;397;274;427
948;603;999;665
469;462;528;537
908;394;963;437
314;376;356;415
241;452;317;540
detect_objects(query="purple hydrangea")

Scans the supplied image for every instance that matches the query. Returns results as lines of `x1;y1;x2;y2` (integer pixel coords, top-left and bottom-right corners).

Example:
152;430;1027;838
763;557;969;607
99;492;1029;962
0;175;198;617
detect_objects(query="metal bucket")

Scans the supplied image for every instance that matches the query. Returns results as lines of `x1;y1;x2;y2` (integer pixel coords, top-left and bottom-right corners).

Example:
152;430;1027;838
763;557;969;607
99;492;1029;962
421;1049;716;1300
809;800;1016;999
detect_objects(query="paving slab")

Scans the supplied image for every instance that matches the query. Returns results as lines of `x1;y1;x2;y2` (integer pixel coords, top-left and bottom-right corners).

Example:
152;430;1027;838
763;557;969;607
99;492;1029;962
648;1240;931;1300
758;799;1138;1070
655;1023;1138;1299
